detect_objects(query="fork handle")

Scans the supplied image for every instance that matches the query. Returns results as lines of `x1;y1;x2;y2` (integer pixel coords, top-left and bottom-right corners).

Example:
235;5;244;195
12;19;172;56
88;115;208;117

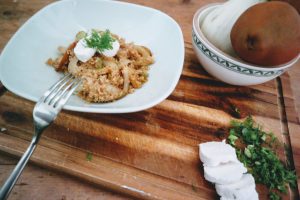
0;130;42;200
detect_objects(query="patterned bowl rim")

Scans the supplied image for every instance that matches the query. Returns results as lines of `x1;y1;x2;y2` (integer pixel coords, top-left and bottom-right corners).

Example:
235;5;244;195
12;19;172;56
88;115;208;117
192;3;300;72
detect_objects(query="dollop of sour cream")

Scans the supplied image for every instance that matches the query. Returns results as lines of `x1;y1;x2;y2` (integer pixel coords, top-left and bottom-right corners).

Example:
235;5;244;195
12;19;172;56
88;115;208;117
101;40;120;57
74;39;96;63
74;31;120;62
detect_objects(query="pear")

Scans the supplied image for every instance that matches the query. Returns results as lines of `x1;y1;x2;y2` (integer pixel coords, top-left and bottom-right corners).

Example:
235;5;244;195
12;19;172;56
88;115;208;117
230;1;300;66
273;0;300;14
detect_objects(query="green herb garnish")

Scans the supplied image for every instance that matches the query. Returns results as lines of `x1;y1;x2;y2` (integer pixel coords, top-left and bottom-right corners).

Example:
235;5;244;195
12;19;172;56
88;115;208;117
85;30;115;52
86;152;93;161
228;116;297;200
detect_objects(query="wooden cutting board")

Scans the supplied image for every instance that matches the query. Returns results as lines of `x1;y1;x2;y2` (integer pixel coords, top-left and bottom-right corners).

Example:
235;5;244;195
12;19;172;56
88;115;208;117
0;0;299;199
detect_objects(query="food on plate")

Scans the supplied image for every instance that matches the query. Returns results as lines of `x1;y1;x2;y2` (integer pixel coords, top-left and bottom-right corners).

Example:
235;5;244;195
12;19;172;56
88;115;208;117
229;117;297;200
201;0;266;56
199;140;258;199
47;29;154;102
215;174;258;200
199;141;239;167
231;1;300;66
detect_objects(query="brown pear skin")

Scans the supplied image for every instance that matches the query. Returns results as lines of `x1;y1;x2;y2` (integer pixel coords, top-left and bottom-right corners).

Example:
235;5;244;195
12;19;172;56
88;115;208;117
230;1;300;67
273;0;300;14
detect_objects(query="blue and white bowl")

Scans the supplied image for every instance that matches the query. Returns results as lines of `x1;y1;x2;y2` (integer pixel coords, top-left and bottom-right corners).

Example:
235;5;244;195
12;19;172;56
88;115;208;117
192;4;300;86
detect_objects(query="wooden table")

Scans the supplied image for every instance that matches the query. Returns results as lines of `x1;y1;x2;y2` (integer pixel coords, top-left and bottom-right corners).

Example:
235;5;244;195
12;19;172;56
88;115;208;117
1;0;300;199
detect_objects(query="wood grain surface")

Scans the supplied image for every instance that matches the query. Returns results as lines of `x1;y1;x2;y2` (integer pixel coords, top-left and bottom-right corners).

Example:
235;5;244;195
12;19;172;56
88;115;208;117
0;151;130;200
0;0;300;199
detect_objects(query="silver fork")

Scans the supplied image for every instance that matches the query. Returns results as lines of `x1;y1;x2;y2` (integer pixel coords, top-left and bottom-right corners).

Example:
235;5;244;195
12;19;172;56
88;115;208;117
0;74;81;200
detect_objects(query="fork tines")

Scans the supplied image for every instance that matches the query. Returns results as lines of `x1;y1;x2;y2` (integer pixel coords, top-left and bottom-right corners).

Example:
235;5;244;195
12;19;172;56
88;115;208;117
41;74;81;108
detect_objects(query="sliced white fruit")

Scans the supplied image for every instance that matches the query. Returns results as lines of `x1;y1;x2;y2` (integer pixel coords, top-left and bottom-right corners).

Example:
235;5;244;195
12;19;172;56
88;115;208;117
219;187;258;200
204;162;247;185
228;186;258;200
220;196;233;200
247;190;259;200
199;141;259;199
199;141;239;167
215;174;254;197
216;174;258;200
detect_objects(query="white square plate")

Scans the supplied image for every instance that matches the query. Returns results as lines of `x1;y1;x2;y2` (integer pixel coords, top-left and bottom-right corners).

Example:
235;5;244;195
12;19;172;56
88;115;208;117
0;0;184;113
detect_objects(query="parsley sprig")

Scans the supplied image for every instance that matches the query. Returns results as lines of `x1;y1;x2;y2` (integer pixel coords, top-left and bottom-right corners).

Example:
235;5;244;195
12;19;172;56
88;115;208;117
85;30;115;52
228;117;297;200
86;152;93;161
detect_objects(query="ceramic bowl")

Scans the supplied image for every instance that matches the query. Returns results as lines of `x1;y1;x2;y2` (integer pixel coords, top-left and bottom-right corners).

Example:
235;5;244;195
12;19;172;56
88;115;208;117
192;3;300;86
0;0;184;113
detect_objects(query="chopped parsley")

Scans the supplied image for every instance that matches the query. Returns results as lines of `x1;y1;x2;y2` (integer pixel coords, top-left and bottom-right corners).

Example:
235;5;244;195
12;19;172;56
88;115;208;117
228;116;297;200
85;30;115;52
86;152;93;161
